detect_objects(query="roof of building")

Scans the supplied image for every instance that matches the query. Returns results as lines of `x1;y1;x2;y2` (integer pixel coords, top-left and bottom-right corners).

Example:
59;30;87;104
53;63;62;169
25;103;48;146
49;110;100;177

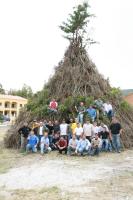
0;94;27;101
124;93;133;106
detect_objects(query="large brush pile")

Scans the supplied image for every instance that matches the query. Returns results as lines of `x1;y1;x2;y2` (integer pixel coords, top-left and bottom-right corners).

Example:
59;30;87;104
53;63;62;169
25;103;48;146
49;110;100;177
4;42;133;148
4;109;33;148
46;43;111;101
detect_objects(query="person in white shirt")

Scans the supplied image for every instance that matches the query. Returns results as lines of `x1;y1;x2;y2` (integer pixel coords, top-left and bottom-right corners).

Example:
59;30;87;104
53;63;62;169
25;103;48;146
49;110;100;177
83;120;93;142
40;131;51;154
60;120;68;138
103;102;113;119
98;122;109;133
92;122;100;138
38;122;46;143
67;134;79;155
74;123;83;140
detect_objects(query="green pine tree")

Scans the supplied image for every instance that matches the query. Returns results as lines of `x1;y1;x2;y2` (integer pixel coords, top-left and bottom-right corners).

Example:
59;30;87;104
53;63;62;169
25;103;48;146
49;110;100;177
59;2;95;47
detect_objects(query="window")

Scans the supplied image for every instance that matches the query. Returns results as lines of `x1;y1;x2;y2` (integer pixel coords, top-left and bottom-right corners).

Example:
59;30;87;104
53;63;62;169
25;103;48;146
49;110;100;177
11;111;16;117
0;103;2;106
5;102;10;108
11;102;17;108
20;104;23;107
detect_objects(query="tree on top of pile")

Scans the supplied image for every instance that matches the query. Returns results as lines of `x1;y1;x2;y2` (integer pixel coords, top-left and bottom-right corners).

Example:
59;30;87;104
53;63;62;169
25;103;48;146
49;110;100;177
46;2;110;101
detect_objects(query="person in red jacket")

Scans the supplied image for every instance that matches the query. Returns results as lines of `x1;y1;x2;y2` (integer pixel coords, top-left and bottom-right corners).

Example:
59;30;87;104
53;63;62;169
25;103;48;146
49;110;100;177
57;136;67;154
49;99;58;113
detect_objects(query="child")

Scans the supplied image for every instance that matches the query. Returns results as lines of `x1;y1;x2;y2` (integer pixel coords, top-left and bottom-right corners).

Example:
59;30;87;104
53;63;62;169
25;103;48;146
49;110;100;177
91;133;101;156
26;130;39;153
40;130;51;154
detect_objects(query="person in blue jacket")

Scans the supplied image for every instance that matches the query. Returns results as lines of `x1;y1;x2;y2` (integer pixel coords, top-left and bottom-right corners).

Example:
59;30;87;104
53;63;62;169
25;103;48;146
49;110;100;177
86;105;97;122
26;130;39;153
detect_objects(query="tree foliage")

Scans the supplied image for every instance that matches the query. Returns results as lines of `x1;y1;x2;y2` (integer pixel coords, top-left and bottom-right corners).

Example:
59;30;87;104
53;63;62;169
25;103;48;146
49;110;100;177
59;2;95;47
0;83;5;94
8;84;33;99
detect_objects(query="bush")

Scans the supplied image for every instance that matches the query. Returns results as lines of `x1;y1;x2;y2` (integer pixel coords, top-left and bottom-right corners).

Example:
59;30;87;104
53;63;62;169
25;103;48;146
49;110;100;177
107;87;121;98
120;101;131;111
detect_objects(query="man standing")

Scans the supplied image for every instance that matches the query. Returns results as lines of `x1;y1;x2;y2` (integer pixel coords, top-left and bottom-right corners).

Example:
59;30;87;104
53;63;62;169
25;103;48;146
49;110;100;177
60;119;68;138
18;122;31;150
99;126;110;151
83;120;93;142
103;101;113;119
38;122;45;142
75;102;85;125
74;123;83;140
86;106;97;122
92;122;100;138
46;120;54;145
110;117;122;153
53;120;60;135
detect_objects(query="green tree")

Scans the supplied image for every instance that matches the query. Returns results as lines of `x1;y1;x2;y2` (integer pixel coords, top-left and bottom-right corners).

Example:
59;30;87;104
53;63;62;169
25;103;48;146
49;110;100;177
8;84;33;99
0;84;5;94
59;2;95;47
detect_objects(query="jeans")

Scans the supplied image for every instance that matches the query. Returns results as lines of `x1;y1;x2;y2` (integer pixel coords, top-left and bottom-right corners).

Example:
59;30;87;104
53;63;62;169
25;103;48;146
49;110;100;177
20;135;27;150
67;146;76;155
76;135;81;140
112;134;121;152
40;144;51;154
48;135;53;145
26;144;37;153
106;110;114;119
38;135;43;142
77;113;84;125
68;133;72;141
101;139;109;151
91;147;100;156
58;148;67;154
108;141;113;152
77;146;90;155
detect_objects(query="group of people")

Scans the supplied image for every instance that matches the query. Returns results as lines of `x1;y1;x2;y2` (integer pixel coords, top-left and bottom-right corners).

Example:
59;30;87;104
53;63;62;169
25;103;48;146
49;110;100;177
18;102;122;156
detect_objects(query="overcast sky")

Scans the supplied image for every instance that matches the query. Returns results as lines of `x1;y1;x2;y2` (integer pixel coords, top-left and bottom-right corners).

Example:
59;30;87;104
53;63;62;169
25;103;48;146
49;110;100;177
0;0;133;92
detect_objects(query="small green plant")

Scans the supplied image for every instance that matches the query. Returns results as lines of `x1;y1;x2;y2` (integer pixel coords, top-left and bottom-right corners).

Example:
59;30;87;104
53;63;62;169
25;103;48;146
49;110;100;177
107;88;121;98
85;96;94;107
120;100;131;111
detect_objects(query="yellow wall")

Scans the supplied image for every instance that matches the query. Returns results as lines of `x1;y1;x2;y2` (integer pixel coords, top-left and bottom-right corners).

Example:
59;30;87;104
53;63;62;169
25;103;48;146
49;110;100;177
0;95;27;123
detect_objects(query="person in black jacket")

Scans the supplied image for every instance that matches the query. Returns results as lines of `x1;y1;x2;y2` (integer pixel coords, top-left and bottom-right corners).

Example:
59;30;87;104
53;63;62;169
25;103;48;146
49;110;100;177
110;117;122;153
99;126;110;151
18;122;31;150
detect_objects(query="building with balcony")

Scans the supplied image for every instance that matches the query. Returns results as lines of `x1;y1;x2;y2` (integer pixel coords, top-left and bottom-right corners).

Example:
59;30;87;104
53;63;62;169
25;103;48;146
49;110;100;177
0;94;28;122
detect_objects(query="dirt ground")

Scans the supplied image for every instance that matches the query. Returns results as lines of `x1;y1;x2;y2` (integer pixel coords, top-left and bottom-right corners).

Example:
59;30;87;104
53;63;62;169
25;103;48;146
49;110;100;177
0;126;133;200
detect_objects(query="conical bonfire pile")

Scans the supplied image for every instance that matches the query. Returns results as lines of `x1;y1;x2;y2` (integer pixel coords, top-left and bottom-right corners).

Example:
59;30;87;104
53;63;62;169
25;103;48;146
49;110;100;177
46;43;110;101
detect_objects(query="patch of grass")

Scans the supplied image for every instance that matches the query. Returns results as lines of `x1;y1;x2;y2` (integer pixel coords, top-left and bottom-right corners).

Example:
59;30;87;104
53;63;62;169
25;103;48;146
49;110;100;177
11;187;70;200
0;148;21;174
